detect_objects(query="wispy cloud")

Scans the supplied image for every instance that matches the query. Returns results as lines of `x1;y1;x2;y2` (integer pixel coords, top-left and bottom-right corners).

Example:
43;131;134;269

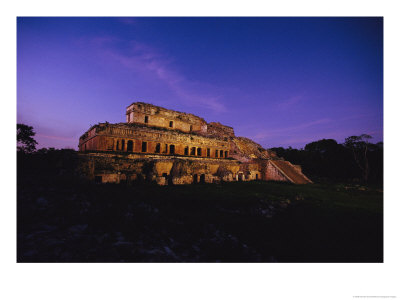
251;118;332;140
257;122;382;149
93;38;227;113
277;95;303;110
37;134;76;141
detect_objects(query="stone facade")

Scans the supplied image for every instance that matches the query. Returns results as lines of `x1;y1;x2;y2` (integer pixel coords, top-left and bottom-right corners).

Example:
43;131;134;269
78;102;312;185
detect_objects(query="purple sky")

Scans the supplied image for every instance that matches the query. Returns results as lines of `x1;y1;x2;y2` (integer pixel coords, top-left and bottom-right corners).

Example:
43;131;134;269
17;17;383;150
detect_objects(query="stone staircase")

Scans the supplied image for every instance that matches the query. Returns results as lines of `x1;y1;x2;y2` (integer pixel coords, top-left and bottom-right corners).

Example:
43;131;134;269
270;160;312;184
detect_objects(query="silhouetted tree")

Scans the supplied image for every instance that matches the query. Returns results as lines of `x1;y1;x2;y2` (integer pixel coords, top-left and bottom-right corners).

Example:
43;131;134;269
303;139;353;180
366;141;383;184
17;124;38;153
304;139;339;154
344;134;372;182
269;135;382;185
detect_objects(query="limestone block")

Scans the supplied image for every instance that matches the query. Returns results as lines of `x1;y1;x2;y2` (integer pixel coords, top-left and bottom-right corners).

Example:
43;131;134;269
154;161;174;176
156;177;167;186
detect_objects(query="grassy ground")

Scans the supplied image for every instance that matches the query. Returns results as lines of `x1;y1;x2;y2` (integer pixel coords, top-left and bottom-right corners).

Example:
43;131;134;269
17;175;383;262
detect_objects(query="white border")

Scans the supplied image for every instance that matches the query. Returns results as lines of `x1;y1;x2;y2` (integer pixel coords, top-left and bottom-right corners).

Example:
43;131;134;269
3;1;399;300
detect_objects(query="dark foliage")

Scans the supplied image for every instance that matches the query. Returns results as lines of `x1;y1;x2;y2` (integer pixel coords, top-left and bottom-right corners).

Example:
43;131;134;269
17;149;383;262
17;123;38;153
270;135;383;185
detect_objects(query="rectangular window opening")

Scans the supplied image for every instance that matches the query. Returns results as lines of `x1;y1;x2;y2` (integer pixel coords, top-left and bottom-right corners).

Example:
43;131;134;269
127;140;134;152
141;142;147;152
169;144;175;154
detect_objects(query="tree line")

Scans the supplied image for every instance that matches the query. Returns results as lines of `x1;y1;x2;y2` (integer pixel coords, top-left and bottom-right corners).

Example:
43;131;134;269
270;135;383;185
17;123;383;185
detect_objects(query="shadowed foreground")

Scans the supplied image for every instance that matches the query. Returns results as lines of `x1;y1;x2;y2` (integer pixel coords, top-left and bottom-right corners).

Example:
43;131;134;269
18;175;383;262
17;149;382;262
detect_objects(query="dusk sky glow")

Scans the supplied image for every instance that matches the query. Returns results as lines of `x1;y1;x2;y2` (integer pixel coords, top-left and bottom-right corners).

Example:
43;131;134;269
17;17;383;150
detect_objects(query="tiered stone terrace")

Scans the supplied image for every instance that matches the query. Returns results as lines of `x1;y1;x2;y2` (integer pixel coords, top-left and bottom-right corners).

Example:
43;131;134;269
78;102;312;185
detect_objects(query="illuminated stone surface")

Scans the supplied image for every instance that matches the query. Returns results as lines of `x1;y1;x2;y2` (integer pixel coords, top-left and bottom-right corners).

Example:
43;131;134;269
78;102;312;185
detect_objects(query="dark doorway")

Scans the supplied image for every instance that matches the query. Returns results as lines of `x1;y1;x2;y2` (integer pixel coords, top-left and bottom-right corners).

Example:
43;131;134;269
238;173;243;182
200;174;205;183
256;173;259;180
184;146;189;155
155;143;161;153
169;144;175;154
127;140;133;152
95;176;102;183
190;147;196;155
163;173;173;185
193;174;198;184
136;174;144;183
141;141;147;152
197;148;202;156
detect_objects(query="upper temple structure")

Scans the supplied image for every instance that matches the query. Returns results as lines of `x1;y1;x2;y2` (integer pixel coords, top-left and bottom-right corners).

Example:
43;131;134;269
78;102;312;185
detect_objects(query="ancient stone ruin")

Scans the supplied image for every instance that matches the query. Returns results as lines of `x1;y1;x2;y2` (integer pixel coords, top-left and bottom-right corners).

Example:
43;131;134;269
78;102;312;185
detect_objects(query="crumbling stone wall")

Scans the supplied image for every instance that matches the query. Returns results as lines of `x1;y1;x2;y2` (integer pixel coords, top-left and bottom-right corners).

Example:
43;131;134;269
126;102;207;134
230;137;272;162
207;122;234;138
78;153;249;186
78;102;312;185
79;123;230;159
